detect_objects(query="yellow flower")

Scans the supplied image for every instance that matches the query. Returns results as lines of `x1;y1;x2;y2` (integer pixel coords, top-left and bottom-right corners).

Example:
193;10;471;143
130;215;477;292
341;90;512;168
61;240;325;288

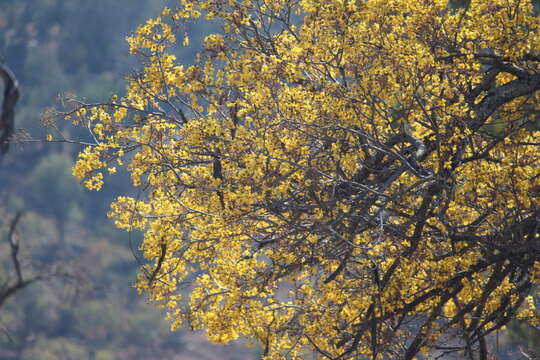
66;0;540;357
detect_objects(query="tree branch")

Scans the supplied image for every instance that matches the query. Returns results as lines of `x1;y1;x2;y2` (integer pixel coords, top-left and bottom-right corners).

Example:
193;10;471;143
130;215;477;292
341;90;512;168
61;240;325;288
472;73;540;130
0;63;20;154
0;213;45;310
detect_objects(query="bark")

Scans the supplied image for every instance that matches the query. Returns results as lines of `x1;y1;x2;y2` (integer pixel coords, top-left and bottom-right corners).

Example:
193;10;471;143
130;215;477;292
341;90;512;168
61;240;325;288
0;63;20;154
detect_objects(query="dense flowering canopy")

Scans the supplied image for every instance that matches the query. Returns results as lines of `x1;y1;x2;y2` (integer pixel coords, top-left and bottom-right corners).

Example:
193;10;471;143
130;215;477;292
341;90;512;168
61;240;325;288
68;0;540;358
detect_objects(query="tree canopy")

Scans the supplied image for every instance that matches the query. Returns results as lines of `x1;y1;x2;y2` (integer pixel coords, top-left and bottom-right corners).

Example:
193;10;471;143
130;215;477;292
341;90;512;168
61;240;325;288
67;0;540;359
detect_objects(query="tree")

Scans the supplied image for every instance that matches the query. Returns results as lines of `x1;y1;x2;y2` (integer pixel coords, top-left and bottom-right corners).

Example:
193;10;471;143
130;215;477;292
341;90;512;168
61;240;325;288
64;0;539;359
26;153;83;243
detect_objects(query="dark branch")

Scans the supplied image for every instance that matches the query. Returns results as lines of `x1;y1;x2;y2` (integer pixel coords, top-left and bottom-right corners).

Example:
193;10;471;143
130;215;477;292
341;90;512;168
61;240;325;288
0;213;43;309
471;73;540;130
0;63;20;154
7;212;23;283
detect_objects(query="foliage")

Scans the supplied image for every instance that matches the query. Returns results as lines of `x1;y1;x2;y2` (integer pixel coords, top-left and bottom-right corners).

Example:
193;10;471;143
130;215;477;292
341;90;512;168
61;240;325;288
25;153;83;241
66;0;540;359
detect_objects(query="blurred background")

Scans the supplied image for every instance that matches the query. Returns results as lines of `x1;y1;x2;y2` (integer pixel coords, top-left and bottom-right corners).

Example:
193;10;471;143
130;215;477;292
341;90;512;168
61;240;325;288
0;0;537;359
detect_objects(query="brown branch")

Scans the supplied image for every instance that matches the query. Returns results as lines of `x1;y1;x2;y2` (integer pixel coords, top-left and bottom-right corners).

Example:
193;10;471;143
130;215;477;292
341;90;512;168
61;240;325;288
147;242;167;286
0;63;20;154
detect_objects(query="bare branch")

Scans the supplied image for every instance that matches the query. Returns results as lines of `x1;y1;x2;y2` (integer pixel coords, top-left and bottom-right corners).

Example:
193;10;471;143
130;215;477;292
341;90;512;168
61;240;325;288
0;213;45;309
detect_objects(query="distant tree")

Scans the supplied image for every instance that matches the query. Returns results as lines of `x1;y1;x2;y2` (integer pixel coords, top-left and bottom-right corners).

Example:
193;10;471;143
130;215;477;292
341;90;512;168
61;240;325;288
26;153;82;243
66;1;539;359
